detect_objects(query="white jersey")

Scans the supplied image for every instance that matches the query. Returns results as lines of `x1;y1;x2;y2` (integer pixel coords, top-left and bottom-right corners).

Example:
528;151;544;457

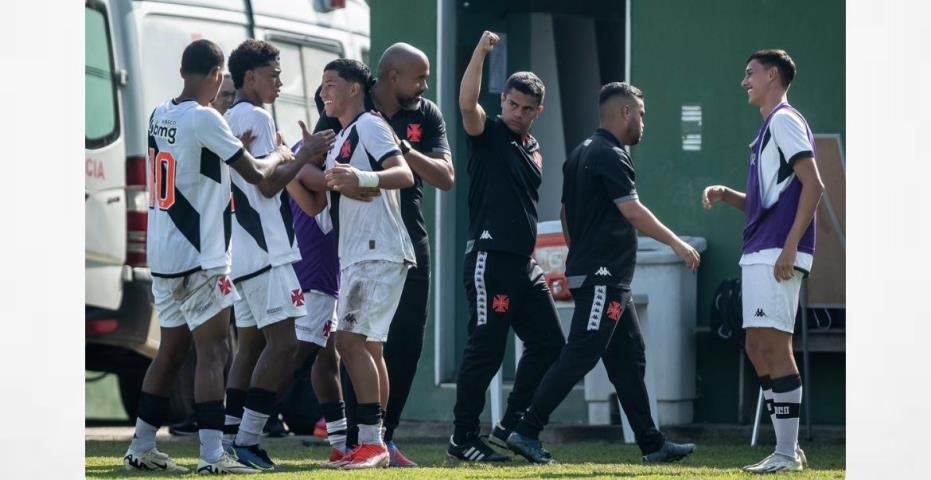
224;101;301;281
146;99;244;277
323;112;415;269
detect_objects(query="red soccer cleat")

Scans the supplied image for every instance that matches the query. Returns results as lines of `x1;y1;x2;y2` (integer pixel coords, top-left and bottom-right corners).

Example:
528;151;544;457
341;444;389;469
387;442;418;467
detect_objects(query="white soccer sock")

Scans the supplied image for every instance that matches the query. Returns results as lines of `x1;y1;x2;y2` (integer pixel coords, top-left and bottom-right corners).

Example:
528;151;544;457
199;429;224;463
326;418;348;452
358;421;383;445
235;408;269;447
222;415;240;448
771;374;803;458
129;418;159;453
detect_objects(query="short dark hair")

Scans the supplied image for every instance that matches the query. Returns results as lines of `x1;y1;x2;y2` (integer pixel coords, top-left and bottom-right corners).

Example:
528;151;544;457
747;49;796;88
599;82;643;105
324;58;375;91
505;71;545;104
228;39;280;89
180;39;224;76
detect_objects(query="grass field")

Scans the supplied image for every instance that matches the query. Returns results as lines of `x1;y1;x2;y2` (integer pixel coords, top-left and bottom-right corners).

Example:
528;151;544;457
86;438;845;479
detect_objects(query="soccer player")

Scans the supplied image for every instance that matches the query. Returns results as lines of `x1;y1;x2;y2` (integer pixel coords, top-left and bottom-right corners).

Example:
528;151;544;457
285;133;348;468
702;49;823;474
317;43;454;467
319;58;416;469
447;31;566;463
506;82;699;464
220;39;335;470
122;39;307;475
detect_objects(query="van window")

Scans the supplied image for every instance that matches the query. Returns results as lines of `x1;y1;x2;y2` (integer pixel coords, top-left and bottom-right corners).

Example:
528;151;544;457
272;42;340;143
141;15;248;117
85;3;119;149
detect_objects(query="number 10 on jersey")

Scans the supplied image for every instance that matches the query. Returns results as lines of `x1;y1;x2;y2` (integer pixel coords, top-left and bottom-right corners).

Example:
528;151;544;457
148;148;176;210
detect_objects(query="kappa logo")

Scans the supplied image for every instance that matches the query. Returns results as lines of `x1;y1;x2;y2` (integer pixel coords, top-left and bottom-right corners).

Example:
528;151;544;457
754;308;766;318
406;123;422;143
480;230;494;240
595;266;611;276
217;276;233;295
291;289;305;307
606;301;623;322
750;152;758;166
492;294;510;313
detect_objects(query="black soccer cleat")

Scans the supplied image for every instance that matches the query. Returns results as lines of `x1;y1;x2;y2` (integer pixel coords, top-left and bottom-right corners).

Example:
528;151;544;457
506;431;555;464
642;440;696;463
447;434;510;462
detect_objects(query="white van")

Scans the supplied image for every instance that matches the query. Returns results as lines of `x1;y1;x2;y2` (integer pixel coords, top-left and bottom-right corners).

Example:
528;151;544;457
85;0;369;419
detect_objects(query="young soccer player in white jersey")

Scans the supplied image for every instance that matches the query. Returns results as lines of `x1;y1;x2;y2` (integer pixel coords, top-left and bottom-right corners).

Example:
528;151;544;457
702;49;824;474
220;39;335;470
313;58;416;469
123;39;318;475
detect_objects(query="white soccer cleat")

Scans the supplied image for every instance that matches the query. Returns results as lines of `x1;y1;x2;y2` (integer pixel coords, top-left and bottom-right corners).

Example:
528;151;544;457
743;446;807;471
123;447;189;473
796;446;808;468
743;452;804;474
196;452;261;475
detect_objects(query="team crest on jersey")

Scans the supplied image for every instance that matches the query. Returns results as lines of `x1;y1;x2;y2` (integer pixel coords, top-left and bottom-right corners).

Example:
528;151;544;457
492;294;510;313
606;301;623;322
218;276;232;295
291;289;305;307
406;123;422;143
337;127;359;164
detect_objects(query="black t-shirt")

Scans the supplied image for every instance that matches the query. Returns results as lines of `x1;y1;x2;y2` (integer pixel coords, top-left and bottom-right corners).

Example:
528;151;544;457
314;89;450;277
562;128;638;289
466;116;543;257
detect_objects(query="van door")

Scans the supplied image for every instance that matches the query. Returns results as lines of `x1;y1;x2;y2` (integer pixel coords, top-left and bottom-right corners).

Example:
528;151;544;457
86;0;127;310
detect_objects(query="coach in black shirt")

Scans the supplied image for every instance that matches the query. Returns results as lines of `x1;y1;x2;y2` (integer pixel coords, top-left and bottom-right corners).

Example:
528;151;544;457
446;31;566;463
506;82;700;464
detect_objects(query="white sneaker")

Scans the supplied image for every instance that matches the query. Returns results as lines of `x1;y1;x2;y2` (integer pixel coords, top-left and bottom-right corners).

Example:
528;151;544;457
743;452;804;474
196;452;261;475
123;447;189;473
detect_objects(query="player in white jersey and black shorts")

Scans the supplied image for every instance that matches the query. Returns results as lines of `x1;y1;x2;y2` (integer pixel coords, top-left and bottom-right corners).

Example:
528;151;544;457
122;39;313;475
315;58;416;469
220;39;335;471
702;49;823;474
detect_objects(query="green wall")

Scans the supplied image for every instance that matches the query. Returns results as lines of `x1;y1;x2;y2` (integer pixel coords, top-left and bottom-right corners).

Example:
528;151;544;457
629;0;845;423
369;0;846;425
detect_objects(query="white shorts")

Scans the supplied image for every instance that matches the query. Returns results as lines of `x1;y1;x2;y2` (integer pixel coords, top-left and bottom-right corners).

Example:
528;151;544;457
741;264;803;334
337;260;409;342
153;268;239;331
295;290;338;347
233;265;307;329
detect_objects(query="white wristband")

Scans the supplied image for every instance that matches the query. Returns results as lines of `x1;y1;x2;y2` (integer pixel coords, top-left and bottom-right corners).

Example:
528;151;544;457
356;169;379;188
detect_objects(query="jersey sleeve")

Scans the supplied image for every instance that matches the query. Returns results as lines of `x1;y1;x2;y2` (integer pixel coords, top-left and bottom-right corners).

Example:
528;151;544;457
594;147;638;204
248;109;278;158
770;111;815;166
195;108;244;164
359;114;403;165
421;101;451;154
